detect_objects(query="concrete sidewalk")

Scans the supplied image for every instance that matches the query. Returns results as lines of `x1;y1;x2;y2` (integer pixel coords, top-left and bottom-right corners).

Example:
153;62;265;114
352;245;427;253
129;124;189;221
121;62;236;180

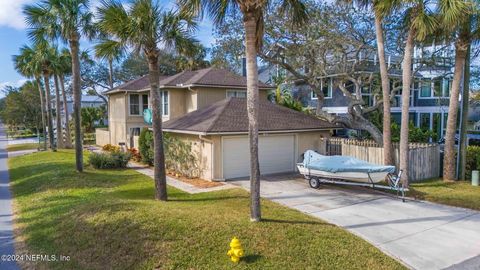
231;174;480;270
0;124;19;270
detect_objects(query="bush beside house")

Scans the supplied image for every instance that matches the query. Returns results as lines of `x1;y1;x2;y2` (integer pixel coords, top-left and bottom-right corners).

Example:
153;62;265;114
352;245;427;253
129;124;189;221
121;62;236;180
88;151;131;169
139;128;154;165
138;128;200;178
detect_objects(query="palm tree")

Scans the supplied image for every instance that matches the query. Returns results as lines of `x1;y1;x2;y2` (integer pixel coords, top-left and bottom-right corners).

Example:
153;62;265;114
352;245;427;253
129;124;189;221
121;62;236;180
440;0;475;181
94;38;125;89
97;0;198;201
347;0;394;165
377;0;437;186
373;2;394;166
178;0;308;221
58;48;73;148
24;0;95;172
51;47;65;149
35;41;58;151
12;45;48;151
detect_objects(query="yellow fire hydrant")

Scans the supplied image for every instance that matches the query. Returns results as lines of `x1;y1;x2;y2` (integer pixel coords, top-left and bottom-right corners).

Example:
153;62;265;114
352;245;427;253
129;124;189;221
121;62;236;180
227;237;244;263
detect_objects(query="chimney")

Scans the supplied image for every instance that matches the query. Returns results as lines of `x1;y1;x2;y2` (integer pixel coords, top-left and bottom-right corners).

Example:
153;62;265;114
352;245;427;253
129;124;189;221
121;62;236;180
242;57;247;77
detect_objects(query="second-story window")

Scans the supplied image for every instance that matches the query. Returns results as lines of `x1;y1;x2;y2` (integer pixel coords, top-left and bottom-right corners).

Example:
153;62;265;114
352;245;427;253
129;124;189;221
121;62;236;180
420;80;431;97
142;94;149;111
433;79;442;97
129;94;140;115
444;79;452;97
161;91;169;116
129;93;149;115
312;78;332;99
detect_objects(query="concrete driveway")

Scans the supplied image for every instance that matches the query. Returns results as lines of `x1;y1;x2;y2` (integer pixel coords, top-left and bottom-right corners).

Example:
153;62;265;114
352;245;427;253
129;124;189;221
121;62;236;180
230;174;480;270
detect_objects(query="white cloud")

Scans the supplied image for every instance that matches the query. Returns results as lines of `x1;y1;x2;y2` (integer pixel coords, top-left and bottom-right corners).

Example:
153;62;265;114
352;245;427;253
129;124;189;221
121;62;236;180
0;0;35;29
0;79;28;90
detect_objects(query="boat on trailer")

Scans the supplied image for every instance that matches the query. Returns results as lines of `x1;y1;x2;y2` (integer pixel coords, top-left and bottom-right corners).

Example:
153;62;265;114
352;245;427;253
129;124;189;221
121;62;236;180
298;150;408;201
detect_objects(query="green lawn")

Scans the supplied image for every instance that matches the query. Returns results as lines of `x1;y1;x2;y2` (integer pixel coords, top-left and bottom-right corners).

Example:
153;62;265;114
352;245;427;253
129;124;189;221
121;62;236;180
6;143;39;152
9;150;405;270
410;179;480;210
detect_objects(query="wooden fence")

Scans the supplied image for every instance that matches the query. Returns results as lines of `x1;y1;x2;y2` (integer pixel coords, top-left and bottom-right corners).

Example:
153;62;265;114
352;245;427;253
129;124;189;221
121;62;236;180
322;138;440;182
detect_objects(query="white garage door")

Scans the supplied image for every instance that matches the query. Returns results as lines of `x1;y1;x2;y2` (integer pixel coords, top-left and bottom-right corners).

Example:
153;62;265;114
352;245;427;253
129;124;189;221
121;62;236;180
222;135;295;179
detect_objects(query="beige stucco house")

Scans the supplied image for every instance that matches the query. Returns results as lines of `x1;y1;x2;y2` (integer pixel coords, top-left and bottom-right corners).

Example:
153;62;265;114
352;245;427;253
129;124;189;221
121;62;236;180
96;68;274;148
97;67;337;181
163;98;337;181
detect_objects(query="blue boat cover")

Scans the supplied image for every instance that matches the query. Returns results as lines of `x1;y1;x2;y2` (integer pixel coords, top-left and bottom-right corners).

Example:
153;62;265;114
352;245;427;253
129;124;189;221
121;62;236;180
302;150;396;173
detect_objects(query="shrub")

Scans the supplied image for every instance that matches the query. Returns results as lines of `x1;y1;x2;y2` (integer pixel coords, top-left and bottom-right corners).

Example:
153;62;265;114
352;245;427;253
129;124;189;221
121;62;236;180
466;146;480;179
102;143;121;153
138;128;154;165
391;122;437;143
164;133;199;178
127;148;142;162
89;152;131;169
137;129;200;177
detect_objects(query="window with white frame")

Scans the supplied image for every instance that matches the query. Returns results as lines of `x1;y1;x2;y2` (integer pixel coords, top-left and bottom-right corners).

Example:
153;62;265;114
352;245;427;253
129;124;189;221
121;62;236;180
161;91;169;116
433;79;442;97
420;80;432;97
142;94;149;112
129;94;149;115
311;78;332;99
129;94;140;115
419;78;450;98
226;90;247;98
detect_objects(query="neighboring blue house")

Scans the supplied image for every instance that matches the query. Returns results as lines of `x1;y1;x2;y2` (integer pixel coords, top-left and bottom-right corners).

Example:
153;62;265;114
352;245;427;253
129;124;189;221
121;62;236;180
265;45;459;140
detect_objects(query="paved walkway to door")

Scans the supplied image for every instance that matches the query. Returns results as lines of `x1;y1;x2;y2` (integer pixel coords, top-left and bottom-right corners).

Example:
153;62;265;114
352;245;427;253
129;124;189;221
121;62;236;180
231;174;480;270
0;123;19;270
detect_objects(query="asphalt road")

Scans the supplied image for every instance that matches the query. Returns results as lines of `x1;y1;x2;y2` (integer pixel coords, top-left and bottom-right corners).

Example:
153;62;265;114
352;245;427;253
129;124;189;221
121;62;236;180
0;123;19;270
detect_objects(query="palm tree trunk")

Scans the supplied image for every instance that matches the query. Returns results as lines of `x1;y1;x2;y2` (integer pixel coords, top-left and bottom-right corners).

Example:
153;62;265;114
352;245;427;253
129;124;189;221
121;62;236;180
374;15;393;165
399;28;415;187
43;72;56;151
108;58;114;90
244;14;261;222
459;43;471;180
60;75;72;148
69;34;83;172
147;50;167;201
54;75;64;149
36;77;47;151
443;37;469;181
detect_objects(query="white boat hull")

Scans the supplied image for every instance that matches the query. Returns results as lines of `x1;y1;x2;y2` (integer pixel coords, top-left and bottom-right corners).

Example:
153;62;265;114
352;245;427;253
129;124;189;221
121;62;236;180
297;164;389;183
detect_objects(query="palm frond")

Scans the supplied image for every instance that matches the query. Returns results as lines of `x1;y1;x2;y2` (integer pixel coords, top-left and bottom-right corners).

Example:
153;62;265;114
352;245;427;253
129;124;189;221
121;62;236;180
94;38;126;61
278;0;309;26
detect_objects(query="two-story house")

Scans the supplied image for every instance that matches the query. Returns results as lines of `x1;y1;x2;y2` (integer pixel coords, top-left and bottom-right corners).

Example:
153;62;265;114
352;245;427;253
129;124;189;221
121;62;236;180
97;67;339;181
283;45;455;140
100;68;273;147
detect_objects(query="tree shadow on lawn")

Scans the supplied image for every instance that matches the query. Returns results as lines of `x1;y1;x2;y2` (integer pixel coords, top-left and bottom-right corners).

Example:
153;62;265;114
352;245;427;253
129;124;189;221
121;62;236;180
9;164;135;198
15;202;167;270
110;183;247;202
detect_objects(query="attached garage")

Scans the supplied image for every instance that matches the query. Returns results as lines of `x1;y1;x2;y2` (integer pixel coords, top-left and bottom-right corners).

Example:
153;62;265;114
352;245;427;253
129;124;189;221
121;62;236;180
222;135;295;179
163;98;338;181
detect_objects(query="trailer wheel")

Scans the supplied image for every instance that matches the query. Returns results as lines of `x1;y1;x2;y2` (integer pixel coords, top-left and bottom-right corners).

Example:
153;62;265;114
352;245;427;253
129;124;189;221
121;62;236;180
309;177;320;189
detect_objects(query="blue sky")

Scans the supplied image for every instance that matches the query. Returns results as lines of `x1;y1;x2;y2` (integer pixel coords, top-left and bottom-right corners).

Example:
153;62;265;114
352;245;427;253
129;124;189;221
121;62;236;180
0;0;215;97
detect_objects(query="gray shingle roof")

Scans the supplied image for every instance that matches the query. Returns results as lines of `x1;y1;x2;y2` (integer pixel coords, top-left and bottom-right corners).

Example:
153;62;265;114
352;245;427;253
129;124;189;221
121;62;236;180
104;68;274;95
163;98;338;134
